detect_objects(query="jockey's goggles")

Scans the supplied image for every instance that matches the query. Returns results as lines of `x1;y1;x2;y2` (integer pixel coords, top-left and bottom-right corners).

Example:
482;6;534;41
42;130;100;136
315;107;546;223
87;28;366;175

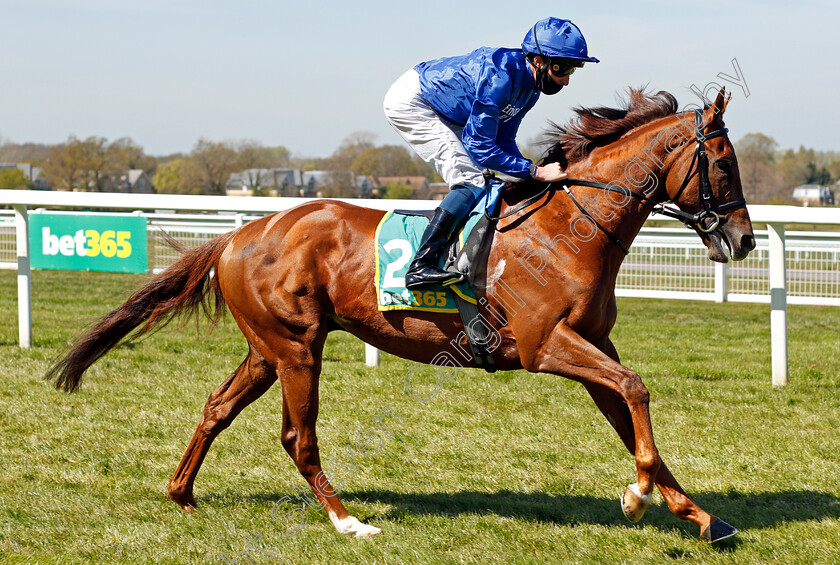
549;59;584;77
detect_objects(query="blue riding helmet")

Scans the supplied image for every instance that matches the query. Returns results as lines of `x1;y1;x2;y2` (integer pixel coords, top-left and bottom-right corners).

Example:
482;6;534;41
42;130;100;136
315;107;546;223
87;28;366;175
521;17;600;63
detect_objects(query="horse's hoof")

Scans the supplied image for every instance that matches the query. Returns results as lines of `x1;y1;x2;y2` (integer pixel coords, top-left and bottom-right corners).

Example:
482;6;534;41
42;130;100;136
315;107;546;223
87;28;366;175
354;524;383;538
621;483;652;523
167;488;198;512
329;513;382;538
172;499;198;513
701;518;738;542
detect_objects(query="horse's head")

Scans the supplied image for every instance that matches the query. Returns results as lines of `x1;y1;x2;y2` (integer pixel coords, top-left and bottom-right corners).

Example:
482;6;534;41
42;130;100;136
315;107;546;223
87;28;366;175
663;88;755;262
542;87;755;262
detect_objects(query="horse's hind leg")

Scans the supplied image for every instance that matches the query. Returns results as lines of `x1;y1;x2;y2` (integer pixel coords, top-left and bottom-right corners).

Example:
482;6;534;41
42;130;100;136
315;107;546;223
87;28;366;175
167;350;277;510
585;338;738;542
270;338;382;538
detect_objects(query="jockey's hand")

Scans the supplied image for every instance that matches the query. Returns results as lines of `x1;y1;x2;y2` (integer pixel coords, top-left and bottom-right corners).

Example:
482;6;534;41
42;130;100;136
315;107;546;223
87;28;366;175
533;162;568;183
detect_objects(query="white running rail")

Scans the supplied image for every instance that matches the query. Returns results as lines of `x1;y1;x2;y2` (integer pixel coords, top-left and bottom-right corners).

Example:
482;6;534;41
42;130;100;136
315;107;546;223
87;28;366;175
2;189;838;385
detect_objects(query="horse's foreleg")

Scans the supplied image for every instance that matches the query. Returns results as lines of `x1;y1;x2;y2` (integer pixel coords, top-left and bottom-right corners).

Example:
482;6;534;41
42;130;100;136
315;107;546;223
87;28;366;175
274;351;382;538
587;338;738;542
166;351;276;510
522;323;661;520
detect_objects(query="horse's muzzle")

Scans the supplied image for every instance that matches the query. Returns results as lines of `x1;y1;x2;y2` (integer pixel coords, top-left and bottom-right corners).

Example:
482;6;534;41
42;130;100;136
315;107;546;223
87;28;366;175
711;213;756;262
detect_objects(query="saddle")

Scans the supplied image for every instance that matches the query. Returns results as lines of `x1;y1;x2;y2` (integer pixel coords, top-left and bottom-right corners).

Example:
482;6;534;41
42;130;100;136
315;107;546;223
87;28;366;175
374;179;505;371
391;208;493;286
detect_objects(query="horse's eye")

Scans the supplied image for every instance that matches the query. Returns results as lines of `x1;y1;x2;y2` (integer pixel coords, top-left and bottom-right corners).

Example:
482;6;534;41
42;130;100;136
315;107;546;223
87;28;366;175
715;158;732;174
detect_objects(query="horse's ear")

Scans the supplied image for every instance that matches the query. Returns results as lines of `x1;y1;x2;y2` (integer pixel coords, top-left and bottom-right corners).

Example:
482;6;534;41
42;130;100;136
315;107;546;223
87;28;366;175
711;87;731;117
703;87;731;128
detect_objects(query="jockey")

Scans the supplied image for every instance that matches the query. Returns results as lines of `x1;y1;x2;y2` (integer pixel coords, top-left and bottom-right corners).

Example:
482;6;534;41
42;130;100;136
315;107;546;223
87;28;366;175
384;17;599;289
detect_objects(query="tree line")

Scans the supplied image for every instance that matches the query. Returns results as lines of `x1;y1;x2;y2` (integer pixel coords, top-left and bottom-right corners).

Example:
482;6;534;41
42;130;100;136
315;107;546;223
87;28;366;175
0;132;440;197
1;131;837;203
734;134;839;204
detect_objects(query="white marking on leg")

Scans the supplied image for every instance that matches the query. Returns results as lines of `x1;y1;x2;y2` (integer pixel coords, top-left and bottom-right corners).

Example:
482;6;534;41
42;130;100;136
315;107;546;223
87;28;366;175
328;510;382;538
627;482;652;504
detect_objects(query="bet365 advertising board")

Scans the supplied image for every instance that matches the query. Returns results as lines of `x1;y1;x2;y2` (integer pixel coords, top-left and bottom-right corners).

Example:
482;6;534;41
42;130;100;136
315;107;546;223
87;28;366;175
29;213;148;273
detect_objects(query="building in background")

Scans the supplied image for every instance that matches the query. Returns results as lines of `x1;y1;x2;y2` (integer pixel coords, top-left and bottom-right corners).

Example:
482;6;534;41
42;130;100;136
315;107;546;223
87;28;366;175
114;169;155;193
792;184;835;207
427;182;448;201
374;176;430;198
226;169;376;198
0;163;49;189
226;168;304;196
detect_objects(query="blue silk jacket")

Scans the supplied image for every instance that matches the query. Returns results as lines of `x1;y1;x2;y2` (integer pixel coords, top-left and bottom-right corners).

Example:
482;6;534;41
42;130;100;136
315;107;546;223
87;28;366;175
415;47;540;178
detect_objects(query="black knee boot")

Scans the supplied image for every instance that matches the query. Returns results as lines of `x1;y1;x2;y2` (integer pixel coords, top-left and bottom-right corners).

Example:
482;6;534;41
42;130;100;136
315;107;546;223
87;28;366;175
404;207;465;289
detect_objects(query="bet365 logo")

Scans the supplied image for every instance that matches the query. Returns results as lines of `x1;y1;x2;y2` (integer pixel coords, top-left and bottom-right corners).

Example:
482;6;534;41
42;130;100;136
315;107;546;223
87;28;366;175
41;227;133;258
31;213;147;273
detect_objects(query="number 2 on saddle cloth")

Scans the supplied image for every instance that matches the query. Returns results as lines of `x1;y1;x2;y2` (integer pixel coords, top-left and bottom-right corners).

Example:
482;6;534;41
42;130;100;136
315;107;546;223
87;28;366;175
374;177;505;313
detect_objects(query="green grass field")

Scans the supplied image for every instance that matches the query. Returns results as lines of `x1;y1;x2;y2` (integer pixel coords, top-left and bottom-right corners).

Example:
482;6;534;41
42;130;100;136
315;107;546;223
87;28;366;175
1;270;838;564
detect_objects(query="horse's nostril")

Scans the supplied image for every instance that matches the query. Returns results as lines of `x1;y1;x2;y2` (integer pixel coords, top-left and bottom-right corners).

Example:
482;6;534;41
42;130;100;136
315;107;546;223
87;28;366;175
741;234;756;251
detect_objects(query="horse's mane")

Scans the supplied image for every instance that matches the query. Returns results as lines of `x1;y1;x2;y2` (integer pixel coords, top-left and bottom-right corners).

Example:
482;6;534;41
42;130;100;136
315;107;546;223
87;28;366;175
542;88;679;166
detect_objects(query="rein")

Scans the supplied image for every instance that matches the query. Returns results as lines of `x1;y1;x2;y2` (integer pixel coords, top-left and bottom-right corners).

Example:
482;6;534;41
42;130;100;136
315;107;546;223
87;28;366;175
486;109;747;254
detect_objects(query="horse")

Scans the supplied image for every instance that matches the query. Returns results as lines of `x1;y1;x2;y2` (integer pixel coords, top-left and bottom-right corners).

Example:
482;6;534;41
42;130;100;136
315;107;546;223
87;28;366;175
46;87;754;542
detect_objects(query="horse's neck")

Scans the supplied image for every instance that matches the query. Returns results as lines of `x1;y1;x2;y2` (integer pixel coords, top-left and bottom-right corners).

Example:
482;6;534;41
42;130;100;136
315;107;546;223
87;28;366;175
495;119;681;283
531;132;677;279
558;168;659;267
591;120;682;231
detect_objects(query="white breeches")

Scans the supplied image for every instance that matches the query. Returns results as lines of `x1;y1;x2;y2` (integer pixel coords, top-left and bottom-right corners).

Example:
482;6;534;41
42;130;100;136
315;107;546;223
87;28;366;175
383;68;485;189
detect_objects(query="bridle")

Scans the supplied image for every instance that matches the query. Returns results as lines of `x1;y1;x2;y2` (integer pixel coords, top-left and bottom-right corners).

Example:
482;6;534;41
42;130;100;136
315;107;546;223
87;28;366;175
487;109;747;255
662;109;747;232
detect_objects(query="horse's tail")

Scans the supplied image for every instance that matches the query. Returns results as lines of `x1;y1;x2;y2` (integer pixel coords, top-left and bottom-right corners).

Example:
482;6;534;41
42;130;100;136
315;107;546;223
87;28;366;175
45;231;237;393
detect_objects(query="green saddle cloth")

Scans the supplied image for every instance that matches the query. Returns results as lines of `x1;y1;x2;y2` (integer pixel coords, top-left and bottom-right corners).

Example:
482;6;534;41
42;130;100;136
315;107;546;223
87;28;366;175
374;211;481;312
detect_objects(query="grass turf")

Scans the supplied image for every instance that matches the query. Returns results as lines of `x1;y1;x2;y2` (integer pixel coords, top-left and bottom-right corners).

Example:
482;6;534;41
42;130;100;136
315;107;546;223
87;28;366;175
0;269;838;564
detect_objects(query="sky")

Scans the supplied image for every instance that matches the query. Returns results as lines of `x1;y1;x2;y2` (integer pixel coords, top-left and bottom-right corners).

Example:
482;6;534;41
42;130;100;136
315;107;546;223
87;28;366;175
1;0;838;159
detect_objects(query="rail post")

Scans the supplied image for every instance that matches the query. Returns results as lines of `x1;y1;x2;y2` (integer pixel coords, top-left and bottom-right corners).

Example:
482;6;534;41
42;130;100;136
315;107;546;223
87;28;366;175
13;205;32;348
768;223;788;386
714;261;728;303
365;343;381;367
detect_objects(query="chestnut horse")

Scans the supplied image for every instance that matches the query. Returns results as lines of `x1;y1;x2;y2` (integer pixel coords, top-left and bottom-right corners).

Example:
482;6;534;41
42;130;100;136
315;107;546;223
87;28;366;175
47;88;754;542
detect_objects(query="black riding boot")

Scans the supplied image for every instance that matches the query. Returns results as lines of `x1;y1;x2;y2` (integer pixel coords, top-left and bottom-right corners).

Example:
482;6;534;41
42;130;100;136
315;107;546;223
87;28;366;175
404;207;465;289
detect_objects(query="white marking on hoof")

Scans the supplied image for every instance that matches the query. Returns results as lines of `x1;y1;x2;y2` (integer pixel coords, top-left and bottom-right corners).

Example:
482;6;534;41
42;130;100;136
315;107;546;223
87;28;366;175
621;483;652;523
328;511;382;538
